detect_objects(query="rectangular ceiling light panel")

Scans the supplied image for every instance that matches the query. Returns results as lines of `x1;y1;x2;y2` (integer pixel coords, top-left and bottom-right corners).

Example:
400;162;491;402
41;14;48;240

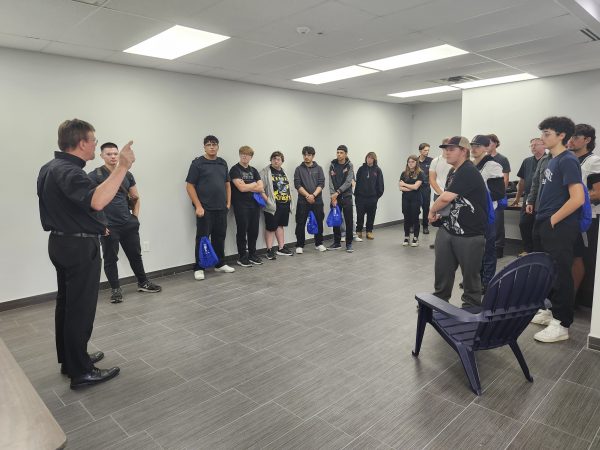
293;65;378;84
124;25;230;60
361;44;468;71
452;73;537;89
388;85;459;98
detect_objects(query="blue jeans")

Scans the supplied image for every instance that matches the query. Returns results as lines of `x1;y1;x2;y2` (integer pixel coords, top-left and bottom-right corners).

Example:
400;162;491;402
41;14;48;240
480;220;497;287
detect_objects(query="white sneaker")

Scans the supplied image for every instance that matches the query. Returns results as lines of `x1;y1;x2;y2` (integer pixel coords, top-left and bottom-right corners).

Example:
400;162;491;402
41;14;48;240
354;235;363;242
315;244;327;252
215;264;235;273
534;319;569;342
531;309;552;326
194;270;205;281
296;247;303;254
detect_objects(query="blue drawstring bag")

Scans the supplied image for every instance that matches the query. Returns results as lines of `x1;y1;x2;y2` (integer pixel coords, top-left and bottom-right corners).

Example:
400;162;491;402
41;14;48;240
497;196;508;210
486;190;496;225
306;211;319;235
253;192;267;208
198;236;219;268
326;205;343;227
580;183;592;233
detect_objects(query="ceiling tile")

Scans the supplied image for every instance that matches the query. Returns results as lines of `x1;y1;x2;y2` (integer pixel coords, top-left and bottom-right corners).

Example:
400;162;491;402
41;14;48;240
337;0;437;16
42;41;115;60
155;60;217;76
0;0;96;41
179;38;276;66
480;32;590;60
103;0;220;23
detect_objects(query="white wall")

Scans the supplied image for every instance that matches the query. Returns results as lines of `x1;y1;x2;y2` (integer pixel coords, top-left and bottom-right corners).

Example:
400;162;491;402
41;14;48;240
411;100;462;155
0;47;416;303
462;69;600;341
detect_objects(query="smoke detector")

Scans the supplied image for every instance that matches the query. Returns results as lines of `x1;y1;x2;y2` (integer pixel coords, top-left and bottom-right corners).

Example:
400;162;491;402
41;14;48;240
296;26;311;35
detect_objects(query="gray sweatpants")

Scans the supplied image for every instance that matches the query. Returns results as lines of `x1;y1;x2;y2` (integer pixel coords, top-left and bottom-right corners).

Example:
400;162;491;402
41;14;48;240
433;227;486;306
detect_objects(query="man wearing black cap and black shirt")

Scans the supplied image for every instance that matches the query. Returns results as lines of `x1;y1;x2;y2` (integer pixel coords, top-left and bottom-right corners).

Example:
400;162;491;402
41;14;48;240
38;119;129;388
328;145;355;253
428;136;488;307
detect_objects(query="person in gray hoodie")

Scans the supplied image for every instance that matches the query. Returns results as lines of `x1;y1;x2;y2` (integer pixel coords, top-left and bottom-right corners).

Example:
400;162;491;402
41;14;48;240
293;146;326;253
328;145;355;252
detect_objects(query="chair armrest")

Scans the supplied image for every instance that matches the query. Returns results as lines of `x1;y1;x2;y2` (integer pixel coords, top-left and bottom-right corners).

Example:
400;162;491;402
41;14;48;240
415;292;484;323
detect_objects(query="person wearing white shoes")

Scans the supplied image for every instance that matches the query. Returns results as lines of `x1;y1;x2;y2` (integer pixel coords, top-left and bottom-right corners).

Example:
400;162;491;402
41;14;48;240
531;117;583;343
294;146;327;253
185;135;235;280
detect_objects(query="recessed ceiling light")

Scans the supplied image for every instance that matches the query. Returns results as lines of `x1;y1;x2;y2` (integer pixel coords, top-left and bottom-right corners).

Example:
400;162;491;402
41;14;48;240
361;44;468;71
452;73;537;89
293;65;379;84
124;25;230;60
388;86;460;98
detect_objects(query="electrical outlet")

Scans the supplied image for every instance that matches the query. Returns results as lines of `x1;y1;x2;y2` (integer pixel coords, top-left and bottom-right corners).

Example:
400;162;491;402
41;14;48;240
142;241;150;252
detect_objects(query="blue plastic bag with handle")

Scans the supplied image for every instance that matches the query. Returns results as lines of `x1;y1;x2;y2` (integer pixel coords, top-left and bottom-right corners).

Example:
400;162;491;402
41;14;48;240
306;211;319;235
326;205;343;227
198;236;219;268
253;192;267;208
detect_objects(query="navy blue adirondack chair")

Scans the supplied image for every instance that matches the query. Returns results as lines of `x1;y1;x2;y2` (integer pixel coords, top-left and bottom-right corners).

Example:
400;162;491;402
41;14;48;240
412;253;555;395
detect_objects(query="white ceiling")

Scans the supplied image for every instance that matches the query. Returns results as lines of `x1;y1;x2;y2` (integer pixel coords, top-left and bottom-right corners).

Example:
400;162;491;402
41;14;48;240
2;0;600;104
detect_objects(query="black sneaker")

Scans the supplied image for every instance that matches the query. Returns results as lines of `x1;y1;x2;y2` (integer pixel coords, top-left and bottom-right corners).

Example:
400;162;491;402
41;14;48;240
266;248;277;260
137;280;162;293
110;287;123;303
423;226;430;234
328;243;342;250
276;246;293;256
249;254;263;265
237;257;252;267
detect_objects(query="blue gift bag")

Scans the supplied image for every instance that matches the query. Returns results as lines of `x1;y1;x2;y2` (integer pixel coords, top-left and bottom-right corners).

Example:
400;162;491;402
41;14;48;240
326;205;343;227
306;211;319;235
198;236;219;268
253;192;267;208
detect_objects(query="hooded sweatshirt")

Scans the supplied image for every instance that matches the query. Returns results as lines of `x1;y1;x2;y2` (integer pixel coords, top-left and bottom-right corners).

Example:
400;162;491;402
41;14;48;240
355;163;384;199
329;158;354;197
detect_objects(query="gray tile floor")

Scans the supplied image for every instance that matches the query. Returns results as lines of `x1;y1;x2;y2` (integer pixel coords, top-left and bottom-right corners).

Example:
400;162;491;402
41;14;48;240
1;227;599;449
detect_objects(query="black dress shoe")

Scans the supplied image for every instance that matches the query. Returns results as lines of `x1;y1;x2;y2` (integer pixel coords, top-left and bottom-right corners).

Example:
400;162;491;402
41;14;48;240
61;351;105;375
70;366;120;389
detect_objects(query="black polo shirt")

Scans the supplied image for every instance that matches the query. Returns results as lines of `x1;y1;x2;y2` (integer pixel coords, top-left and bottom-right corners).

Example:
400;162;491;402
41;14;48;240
186;156;230;211
88;166;136;226
37;151;106;234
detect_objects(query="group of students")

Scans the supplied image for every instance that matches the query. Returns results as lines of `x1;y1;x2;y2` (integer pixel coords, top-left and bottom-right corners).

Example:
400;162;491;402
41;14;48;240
185;136;385;281
425;117;597;344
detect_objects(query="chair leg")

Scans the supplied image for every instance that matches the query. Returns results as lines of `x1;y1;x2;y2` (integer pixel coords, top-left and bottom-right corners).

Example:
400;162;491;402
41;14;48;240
457;347;481;395
412;304;430;357
510;341;533;382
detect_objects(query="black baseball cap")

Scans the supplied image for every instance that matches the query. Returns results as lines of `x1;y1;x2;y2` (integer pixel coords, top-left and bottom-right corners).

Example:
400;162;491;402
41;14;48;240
470;135;491;147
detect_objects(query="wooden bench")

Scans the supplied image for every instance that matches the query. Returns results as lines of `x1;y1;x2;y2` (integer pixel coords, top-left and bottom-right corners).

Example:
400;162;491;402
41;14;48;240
0;337;66;449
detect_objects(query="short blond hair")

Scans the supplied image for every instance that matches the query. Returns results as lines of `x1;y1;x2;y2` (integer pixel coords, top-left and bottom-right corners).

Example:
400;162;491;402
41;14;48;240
239;145;254;156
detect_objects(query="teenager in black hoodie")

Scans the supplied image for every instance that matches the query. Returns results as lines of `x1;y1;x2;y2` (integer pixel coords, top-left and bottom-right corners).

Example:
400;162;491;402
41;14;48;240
355;152;384;240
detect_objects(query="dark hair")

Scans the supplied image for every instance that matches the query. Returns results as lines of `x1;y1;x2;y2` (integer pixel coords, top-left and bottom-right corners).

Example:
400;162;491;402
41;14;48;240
418;143;430;151
403;154;422;179
203;135;219;145
538;116;575;146
337;144;348;152
270;151;284;162
365;151;377;164
487;134;500;146
302;146;315;155
57;119;95;151
100;142;118;152
574;123;596;151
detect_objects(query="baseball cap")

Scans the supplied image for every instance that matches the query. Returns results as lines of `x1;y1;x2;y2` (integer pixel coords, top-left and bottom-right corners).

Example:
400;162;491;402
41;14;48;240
439;136;471;150
470;135;491;147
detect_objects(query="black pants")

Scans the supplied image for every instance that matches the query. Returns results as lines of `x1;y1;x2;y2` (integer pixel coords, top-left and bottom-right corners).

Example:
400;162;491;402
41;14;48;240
195;209;227;270
101;215;147;289
402;193;421;238
495;208;505;251
538;218;579;328
295;201;324;247
333;196;354;245
420;184;431;228
49;234;100;378
233;206;260;258
356;197;378;233
519;206;536;253
577;217;599;306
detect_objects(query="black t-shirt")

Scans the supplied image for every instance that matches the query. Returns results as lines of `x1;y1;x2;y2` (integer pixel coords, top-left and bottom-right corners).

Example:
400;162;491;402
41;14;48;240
400;171;424;198
37;151;106;234
537;150;582;225
492;152;511;173
185;156;230;211
517;156;541;198
88;166;136;226
271;167;291;204
418;156;433;184
230;163;261;209
441;161;487;237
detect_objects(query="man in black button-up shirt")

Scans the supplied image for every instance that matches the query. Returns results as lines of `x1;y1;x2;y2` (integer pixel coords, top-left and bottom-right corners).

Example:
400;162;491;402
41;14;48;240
37;119;135;389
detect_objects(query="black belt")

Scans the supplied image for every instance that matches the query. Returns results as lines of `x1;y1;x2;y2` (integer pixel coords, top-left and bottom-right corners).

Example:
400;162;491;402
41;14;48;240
51;231;100;239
